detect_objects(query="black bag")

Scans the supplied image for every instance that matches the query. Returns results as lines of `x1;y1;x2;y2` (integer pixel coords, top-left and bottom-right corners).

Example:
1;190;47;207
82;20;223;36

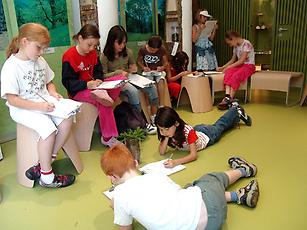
114;101;147;133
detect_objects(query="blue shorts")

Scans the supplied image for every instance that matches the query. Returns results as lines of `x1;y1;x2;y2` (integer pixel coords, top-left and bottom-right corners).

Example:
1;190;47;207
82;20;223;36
192;172;229;230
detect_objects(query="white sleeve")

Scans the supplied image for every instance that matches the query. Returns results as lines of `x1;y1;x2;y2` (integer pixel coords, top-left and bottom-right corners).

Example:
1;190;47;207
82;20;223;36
113;193;133;226
0;60;20;99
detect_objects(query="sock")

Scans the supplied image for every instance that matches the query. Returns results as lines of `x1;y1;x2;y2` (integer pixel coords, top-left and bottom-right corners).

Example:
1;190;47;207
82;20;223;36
151;114;156;124
239;167;247;177
230;191;238;202
40;169;55;184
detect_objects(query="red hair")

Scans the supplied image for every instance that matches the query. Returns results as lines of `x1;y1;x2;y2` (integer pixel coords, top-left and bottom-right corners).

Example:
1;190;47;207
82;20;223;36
100;144;136;177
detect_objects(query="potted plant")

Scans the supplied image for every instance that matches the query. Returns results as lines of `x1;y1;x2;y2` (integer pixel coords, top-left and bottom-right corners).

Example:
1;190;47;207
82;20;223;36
118;128;146;163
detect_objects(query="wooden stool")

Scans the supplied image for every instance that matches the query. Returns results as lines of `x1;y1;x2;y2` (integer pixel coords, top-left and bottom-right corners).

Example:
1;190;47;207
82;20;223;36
300;84;307;106
159;78;171;107
208;73;248;103
16;124;83;188
72;102;98;151
177;76;213;113
250;71;304;106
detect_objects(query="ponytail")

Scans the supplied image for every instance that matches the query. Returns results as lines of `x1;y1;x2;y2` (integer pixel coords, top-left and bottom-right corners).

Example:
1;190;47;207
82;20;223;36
6;36;19;59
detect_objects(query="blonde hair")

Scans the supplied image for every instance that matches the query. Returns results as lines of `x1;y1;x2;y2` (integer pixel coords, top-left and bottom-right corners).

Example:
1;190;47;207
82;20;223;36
6;23;50;58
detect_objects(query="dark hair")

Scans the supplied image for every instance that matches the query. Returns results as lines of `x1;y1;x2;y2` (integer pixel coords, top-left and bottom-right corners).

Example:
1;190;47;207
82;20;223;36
103;25;128;61
73;24;100;41
171;51;189;74
148;35;162;49
155;106;186;148
225;30;241;40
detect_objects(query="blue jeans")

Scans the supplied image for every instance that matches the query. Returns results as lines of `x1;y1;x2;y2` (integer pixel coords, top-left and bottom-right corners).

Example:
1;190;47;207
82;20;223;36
194;107;240;146
121;83;159;110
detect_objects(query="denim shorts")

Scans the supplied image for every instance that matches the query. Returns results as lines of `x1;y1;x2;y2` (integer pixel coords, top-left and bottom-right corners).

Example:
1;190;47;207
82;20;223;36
193;172;229;230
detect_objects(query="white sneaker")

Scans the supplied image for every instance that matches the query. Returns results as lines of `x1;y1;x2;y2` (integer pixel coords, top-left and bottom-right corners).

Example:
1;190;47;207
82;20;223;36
145;123;157;135
101;137;121;147
150;114;156;124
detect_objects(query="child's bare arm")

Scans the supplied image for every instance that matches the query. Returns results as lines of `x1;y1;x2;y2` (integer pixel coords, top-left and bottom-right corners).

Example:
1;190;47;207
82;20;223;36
47;81;62;100
224;52;248;70
6;94;55;112
164;143;198;168
159;136;169;155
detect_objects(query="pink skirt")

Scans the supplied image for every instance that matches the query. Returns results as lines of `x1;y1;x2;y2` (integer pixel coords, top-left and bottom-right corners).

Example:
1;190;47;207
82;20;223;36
224;64;255;90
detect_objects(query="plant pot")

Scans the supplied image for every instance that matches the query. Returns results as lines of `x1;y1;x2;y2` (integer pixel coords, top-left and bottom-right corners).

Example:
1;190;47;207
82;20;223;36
125;139;141;163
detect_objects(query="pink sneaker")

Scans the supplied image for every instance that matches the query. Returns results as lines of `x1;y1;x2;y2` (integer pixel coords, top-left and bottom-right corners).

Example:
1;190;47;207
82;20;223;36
90;89;114;106
101;137;121;147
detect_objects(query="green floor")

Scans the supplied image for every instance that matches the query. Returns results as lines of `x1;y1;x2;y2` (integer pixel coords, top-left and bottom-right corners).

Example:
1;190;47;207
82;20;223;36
1;92;307;230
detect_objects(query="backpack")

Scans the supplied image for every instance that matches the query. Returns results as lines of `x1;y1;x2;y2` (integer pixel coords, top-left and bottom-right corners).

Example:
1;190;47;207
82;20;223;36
114;101;147;134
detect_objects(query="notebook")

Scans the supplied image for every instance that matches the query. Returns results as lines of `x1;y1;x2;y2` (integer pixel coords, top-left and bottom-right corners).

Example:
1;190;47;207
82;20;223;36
203;71;223;75
128;74;155;88
203;20;218;37
95;79;127;89
142;71;163;77
102;159;186;200
186;73;204;78
45;98;82;119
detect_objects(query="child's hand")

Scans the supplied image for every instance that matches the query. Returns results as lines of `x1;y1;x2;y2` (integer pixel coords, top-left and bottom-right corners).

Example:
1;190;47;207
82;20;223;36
216;67;224;72
50;92;62;100
121;71;129;77
157;66;164;72
87;80;102;89
143;66;151;72
39;102;55;112
163;159;177;168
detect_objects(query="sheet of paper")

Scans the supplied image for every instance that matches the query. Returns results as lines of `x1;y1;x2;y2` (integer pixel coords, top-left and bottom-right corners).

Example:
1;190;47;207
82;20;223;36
95;80;126;89
46;98;82;119
203;71;223;75
103;190;114;200
128;74;155;88
203;20;217;37
186;73;204;78
139;159;186;176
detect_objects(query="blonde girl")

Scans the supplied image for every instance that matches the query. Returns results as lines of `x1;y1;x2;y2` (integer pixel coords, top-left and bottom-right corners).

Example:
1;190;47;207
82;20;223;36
1;23;76;188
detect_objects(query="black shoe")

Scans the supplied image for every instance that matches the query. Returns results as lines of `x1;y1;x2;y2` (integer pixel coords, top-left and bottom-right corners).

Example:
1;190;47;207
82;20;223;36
237;180;259;208
25;163;41;181
39;174;75;188
236;105;252;126
217;96;232;110
228;156;257;177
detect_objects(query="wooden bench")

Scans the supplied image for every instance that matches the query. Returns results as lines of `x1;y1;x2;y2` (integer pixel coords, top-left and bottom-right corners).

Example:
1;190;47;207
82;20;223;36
249;71;304;106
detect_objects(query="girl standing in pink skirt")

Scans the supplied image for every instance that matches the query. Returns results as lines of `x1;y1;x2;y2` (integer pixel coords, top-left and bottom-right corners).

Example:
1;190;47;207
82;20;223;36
217;30;255;110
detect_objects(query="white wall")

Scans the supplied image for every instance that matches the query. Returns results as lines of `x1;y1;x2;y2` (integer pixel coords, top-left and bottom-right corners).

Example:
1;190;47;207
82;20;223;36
97;0;119;49
181;0;192;70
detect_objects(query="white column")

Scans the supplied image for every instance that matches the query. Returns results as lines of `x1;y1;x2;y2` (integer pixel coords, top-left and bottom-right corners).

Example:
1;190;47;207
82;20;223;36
181;0;193;70
97;0;119;50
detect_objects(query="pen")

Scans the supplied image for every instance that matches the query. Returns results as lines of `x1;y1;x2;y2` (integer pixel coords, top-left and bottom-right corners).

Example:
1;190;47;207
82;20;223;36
167;153;173;161
35;92;49;103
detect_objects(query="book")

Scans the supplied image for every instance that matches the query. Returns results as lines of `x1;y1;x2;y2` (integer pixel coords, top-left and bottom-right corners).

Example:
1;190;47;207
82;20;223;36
142;71;163;77
45;98;82;119
203;20;218;37
95;79;127;89
102;159;186;200
128;74;155;88
186;73;204;78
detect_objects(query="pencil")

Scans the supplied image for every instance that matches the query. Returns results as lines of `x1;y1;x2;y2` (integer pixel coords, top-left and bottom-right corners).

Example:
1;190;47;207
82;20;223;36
167;153;174;161
35;92;48;103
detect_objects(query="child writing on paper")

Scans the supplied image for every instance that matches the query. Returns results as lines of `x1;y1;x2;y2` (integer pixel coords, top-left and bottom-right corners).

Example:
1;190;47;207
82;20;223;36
192;9;218;71
155;104;252;168
62;24;122;147
1;23;76;188
101;25;157;134
137;35;168;110
101;144;259;230
216;30;256;110
167;51;199;106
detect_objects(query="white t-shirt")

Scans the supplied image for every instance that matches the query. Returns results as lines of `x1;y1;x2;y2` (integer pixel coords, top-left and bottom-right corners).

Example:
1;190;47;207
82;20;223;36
233;39;255;65
175;124;210;151
113;173;205;230
1;55;54;103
